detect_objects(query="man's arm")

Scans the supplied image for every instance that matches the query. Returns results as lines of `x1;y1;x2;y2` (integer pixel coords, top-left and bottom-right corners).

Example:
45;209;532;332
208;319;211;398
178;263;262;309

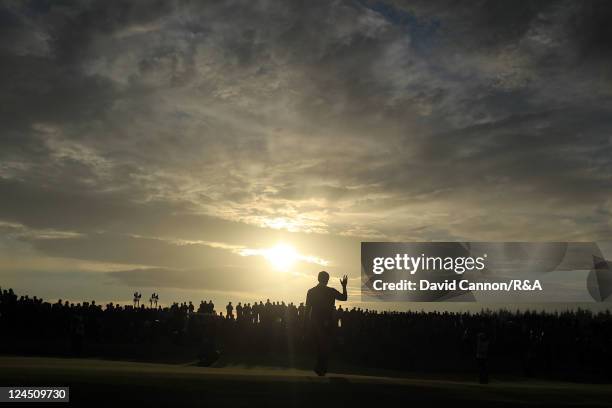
335;275;348;301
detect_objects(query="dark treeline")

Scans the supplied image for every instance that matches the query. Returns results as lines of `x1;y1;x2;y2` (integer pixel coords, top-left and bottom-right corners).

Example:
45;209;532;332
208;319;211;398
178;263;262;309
1;287;611;382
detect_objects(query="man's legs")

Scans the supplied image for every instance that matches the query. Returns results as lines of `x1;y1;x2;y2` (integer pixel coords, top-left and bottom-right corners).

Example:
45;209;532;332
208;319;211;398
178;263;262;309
314;324;331;376
477;358;489;384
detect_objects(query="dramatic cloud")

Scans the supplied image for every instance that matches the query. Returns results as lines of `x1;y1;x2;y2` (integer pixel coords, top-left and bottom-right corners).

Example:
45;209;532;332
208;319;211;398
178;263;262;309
1;0;611;304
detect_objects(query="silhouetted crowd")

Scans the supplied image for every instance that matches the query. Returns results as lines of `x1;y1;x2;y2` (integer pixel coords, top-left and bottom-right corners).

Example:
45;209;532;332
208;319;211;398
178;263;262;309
1;287;611;381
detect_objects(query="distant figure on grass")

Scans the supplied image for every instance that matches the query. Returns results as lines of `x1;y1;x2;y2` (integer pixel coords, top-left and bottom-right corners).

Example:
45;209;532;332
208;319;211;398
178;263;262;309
306;271;348;376
476;331;490;384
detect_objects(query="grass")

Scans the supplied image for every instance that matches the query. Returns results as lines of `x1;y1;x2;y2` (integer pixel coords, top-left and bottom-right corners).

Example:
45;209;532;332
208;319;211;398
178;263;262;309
1;355;611;407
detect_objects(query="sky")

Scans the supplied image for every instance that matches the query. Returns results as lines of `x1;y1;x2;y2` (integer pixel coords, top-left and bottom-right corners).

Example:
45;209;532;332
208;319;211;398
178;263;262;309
1;0;611;309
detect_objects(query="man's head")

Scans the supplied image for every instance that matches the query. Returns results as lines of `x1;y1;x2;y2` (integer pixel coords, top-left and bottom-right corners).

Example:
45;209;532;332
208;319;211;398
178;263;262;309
317;271;330;285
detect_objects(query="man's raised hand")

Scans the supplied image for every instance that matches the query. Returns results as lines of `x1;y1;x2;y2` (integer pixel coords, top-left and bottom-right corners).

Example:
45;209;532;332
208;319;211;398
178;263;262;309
340;275;348;287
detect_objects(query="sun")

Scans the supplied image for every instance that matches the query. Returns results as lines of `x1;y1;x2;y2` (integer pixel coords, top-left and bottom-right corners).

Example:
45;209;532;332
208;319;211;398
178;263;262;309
264;243;298;271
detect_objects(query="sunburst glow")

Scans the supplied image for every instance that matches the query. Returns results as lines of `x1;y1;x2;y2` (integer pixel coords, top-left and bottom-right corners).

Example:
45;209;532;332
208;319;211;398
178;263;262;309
264;243;298;271
237;243;329;271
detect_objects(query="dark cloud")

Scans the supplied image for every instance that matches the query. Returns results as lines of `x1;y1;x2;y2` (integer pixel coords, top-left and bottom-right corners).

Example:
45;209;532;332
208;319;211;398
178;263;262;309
27;233;229;269
107;266;277;293
0;0;611;297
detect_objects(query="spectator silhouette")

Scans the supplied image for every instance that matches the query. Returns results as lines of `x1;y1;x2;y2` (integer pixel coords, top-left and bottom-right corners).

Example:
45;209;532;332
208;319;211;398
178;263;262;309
226;302;234;320
149;293;158;308
2;286;611;383
306;271;348;376
236;302;243;321
133;292;142;307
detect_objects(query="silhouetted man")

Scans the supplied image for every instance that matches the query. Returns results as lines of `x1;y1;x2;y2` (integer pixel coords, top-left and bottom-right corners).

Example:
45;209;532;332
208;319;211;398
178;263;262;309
306;271;348;376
